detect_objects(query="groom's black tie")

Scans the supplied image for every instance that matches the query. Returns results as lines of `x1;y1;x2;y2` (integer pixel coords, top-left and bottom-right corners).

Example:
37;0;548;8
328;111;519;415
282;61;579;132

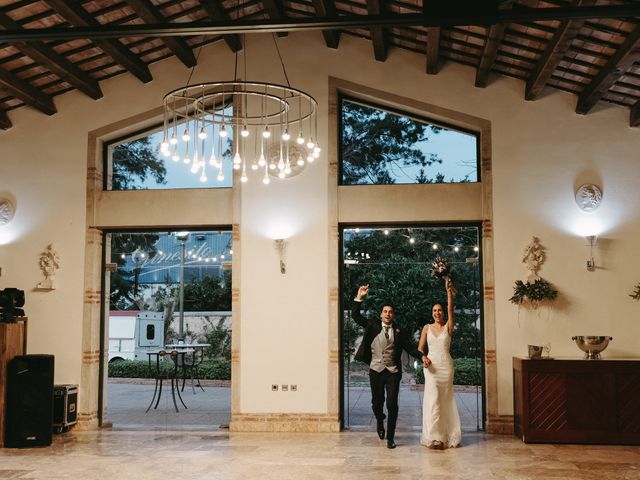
383;325;390;340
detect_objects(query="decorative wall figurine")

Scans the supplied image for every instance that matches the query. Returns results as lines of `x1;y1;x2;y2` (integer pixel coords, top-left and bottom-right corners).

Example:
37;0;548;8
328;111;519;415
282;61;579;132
37;244;61;290
575;184;603;212
521;236;545;279
0;198;15;226
510;237;557;309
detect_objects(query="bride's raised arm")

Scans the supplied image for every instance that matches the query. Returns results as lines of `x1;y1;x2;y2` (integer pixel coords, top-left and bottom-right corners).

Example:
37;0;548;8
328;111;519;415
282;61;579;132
446;278;455;335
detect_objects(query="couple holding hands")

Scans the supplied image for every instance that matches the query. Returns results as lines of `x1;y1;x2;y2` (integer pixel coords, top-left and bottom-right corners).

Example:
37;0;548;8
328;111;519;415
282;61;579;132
351;278;461;449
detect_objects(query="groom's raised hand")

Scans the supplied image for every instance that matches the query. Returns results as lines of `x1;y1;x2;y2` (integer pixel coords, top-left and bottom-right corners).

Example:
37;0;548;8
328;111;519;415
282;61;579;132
356;284;369;301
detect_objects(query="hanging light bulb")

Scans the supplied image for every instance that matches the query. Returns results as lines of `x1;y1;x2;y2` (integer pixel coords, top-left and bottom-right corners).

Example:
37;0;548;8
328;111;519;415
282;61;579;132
171;149;180;162
284;165;292;175
241;124;249;137
198;126;207;139
183;153;191;164
277;158;285;171
241;173;248;182
219;125;228;138
278;171;286;179
263;172;270;184
282;129;290;141
312;151;320;158
233;151;242;166
169;132;178;145
297;156;305;167
262;126;271;138
306;137;315;149
269;163;276;170
217;171;225;182
182;129;190;142
258;152;266;167
313;144;321;154
307;154;314;163
297;131;304;144
190;151;200;173
200;171;208;182
161;137;169;151
209;150;217;167
251;162;259;171
162;148;170;158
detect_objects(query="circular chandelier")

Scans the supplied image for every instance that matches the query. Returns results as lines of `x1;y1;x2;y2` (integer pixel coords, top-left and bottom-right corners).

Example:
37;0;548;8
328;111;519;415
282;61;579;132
160;80;320;185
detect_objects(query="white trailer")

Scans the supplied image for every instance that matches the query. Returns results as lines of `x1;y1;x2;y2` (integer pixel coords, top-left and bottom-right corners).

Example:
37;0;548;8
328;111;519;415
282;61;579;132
108;311;165;362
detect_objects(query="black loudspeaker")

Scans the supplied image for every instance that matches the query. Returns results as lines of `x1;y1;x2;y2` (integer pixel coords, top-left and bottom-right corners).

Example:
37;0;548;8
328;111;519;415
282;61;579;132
5;354;54;448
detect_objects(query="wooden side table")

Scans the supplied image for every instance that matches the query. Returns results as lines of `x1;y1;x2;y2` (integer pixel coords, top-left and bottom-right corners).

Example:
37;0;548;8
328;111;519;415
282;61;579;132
0;317;27;448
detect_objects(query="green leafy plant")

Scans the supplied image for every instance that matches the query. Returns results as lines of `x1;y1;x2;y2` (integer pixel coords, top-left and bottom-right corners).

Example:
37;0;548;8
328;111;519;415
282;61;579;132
509;278;557;307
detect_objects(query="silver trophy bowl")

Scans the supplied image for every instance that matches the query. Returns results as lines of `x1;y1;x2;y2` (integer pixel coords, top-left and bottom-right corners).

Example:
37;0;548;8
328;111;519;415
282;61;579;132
571;336;612;359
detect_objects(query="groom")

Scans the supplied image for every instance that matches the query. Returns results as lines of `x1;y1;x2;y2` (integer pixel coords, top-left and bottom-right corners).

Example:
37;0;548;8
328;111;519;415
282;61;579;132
351;284;427;449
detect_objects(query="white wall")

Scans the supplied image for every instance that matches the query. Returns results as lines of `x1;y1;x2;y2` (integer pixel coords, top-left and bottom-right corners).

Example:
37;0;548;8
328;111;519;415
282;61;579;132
1;31;639;418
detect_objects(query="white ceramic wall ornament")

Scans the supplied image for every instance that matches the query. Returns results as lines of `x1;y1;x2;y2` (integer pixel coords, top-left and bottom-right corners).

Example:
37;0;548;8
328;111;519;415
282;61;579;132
575;184;602;212
0;198;15;226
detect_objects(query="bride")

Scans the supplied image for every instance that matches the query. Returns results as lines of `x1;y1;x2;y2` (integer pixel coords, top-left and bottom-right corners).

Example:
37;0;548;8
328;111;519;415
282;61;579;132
418;278;462;449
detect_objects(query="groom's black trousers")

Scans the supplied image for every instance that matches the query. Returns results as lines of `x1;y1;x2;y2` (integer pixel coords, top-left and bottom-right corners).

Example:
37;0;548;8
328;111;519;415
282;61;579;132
369;368;402;438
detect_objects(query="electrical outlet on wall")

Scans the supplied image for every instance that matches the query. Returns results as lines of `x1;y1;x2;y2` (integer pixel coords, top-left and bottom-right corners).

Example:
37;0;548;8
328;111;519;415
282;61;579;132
281;384;288;392
272;384;278;391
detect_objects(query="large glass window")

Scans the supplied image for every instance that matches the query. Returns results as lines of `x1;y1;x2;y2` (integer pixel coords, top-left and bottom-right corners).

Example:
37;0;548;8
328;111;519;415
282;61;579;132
105;110;233;190
339;98;479;185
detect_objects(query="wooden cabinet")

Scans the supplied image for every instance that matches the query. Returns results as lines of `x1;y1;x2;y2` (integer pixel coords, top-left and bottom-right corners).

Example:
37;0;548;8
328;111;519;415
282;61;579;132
513;356;640;445
0;318;27;448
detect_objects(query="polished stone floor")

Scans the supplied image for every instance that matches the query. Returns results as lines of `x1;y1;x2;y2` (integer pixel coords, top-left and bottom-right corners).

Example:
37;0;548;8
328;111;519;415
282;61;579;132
1;429;639;480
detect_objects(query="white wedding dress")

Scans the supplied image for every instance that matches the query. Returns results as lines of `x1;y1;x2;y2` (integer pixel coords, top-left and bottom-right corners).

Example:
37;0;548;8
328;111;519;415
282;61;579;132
421;326;462;448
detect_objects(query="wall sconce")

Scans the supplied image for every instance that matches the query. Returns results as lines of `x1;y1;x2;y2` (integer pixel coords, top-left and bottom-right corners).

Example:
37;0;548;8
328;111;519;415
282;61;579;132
274;239;287;274
585;235;597;272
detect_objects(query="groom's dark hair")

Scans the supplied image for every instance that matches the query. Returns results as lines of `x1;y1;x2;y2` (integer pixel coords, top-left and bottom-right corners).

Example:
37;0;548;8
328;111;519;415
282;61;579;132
379;301;395;313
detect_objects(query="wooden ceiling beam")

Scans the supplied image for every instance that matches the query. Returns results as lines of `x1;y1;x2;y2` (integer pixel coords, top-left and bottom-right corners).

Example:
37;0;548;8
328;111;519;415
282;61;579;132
4;6;640;42
473;1;510;88
0;13;103;101
526;0;594;101
0;67;56;115
475;23;507;87
630;100;640;127
124;0;196;67
426;27;441;74
261;0;288;37
197;0;242;52
311;0;340;49
576;24;640;115
44;0;152;84
367;0;388;62
0;108;12;130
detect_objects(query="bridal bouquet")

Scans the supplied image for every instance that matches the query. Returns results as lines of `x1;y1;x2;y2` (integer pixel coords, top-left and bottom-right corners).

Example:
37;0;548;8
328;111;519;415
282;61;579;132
431;257;457;295
431;257;451;279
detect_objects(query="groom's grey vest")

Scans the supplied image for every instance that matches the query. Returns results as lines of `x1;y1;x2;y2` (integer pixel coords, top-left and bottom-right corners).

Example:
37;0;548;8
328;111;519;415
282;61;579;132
370;329;399;373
